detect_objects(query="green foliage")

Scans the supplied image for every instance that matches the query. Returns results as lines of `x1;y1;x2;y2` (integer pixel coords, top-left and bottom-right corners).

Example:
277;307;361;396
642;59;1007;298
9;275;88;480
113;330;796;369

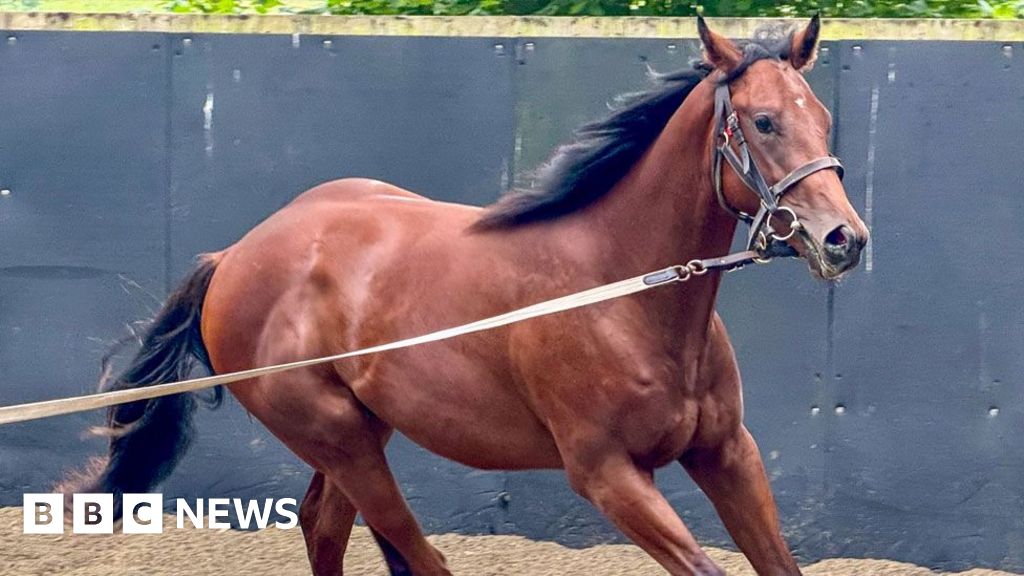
160;0;1024;18
323;0;500;15
753;0;1024;18
0;0;40;9
167;0;280;13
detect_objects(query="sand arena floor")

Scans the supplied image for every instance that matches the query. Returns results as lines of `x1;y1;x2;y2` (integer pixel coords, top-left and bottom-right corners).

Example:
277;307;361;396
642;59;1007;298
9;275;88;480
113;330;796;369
0;507;1018;576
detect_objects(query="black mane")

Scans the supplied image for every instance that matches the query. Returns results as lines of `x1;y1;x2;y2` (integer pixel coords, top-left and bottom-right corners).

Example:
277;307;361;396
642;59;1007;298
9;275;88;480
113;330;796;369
476;24;796;229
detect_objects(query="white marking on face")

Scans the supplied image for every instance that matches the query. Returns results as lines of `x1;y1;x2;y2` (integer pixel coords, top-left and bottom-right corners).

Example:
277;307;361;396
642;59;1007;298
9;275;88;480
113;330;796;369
795;97;806;109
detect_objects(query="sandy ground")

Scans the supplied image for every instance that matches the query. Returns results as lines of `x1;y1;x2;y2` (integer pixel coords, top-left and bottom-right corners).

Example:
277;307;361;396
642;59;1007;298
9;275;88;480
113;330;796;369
0;507;1018;576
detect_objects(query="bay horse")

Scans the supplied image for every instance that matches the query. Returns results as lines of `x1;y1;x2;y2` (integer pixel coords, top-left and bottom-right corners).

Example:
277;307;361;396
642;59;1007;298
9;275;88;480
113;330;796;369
63;16;867;576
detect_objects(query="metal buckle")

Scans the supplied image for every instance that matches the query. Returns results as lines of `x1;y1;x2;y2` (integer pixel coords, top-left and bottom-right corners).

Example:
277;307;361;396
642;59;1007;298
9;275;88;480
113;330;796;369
726;112;740;133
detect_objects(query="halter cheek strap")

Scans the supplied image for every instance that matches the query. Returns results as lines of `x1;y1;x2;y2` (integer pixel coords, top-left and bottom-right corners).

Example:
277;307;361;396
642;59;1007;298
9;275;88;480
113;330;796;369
712;83;844;253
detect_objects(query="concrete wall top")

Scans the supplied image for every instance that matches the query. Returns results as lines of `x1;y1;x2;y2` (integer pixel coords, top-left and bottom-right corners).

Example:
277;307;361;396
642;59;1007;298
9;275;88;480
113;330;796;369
0;13;1023;41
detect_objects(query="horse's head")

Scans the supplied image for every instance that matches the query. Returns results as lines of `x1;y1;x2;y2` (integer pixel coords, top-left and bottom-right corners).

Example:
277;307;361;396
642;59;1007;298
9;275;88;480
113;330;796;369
699;16;869;280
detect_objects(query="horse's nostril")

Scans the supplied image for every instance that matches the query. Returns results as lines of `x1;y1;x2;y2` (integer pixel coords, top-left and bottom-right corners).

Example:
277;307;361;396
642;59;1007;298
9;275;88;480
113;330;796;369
824;225;850;248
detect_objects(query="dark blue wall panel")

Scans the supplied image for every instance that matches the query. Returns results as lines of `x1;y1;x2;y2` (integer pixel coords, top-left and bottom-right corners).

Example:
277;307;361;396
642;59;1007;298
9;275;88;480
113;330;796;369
0;32;168;499
827;40;1024;570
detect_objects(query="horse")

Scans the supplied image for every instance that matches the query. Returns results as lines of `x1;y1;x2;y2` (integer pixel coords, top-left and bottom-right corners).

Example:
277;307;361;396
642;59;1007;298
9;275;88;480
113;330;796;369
62;16;868;576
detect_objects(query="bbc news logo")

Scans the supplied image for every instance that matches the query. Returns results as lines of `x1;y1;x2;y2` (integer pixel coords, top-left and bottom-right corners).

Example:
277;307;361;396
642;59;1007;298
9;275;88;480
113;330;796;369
23;494;298;534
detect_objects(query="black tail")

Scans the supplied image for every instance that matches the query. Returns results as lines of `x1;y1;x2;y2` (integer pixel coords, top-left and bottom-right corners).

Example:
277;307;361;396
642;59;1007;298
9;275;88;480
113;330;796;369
59;254;222;518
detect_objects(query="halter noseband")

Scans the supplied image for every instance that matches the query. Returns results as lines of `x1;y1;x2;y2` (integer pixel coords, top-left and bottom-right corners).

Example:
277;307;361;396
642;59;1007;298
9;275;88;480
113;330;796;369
712;83;844;256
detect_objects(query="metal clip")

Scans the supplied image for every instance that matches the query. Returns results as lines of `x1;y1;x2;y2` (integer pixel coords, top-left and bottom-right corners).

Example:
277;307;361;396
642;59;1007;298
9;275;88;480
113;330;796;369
642;267;681;286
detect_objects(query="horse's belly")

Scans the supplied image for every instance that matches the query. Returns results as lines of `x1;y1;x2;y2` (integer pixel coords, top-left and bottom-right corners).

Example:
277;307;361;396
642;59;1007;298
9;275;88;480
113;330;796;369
349;365;563;471
398;414;563;471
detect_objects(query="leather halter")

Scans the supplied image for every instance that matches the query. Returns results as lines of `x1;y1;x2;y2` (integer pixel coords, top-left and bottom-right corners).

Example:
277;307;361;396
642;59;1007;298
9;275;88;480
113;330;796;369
712;83;845;254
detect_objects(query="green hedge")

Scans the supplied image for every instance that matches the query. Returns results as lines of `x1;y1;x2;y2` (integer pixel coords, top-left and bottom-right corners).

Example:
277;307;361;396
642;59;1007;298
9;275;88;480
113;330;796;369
166;0;1024;18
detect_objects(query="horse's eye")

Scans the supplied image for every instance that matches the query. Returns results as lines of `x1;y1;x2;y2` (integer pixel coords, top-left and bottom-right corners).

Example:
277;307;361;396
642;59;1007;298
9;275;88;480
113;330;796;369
754;115;774;134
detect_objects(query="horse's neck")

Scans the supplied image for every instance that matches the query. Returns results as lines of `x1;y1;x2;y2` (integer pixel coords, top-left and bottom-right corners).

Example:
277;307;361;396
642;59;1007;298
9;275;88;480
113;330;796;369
557;80;739;351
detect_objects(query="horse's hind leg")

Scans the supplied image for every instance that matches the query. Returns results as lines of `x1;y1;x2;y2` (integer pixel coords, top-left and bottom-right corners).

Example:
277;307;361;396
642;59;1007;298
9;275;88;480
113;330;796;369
300;471;357;576
235;371;450;576
322;437;449;576
300;468;418;576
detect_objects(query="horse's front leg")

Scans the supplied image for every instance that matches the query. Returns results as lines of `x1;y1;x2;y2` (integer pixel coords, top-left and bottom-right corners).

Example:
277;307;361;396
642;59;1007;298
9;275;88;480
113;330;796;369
680;425;801;576
563;451;724;576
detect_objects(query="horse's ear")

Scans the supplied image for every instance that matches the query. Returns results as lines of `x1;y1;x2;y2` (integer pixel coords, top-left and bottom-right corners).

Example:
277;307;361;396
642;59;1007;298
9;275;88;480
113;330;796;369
790;14;821;71
697;16;742;72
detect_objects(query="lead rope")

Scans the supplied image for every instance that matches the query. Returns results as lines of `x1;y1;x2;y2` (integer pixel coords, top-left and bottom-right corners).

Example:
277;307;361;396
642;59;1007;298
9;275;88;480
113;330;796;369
0;251;773;426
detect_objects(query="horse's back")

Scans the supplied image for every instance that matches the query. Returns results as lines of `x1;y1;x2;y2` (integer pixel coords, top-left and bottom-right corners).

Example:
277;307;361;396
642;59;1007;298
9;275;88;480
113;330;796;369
203;177;485;337
282;177;485;234
291;177;427;204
